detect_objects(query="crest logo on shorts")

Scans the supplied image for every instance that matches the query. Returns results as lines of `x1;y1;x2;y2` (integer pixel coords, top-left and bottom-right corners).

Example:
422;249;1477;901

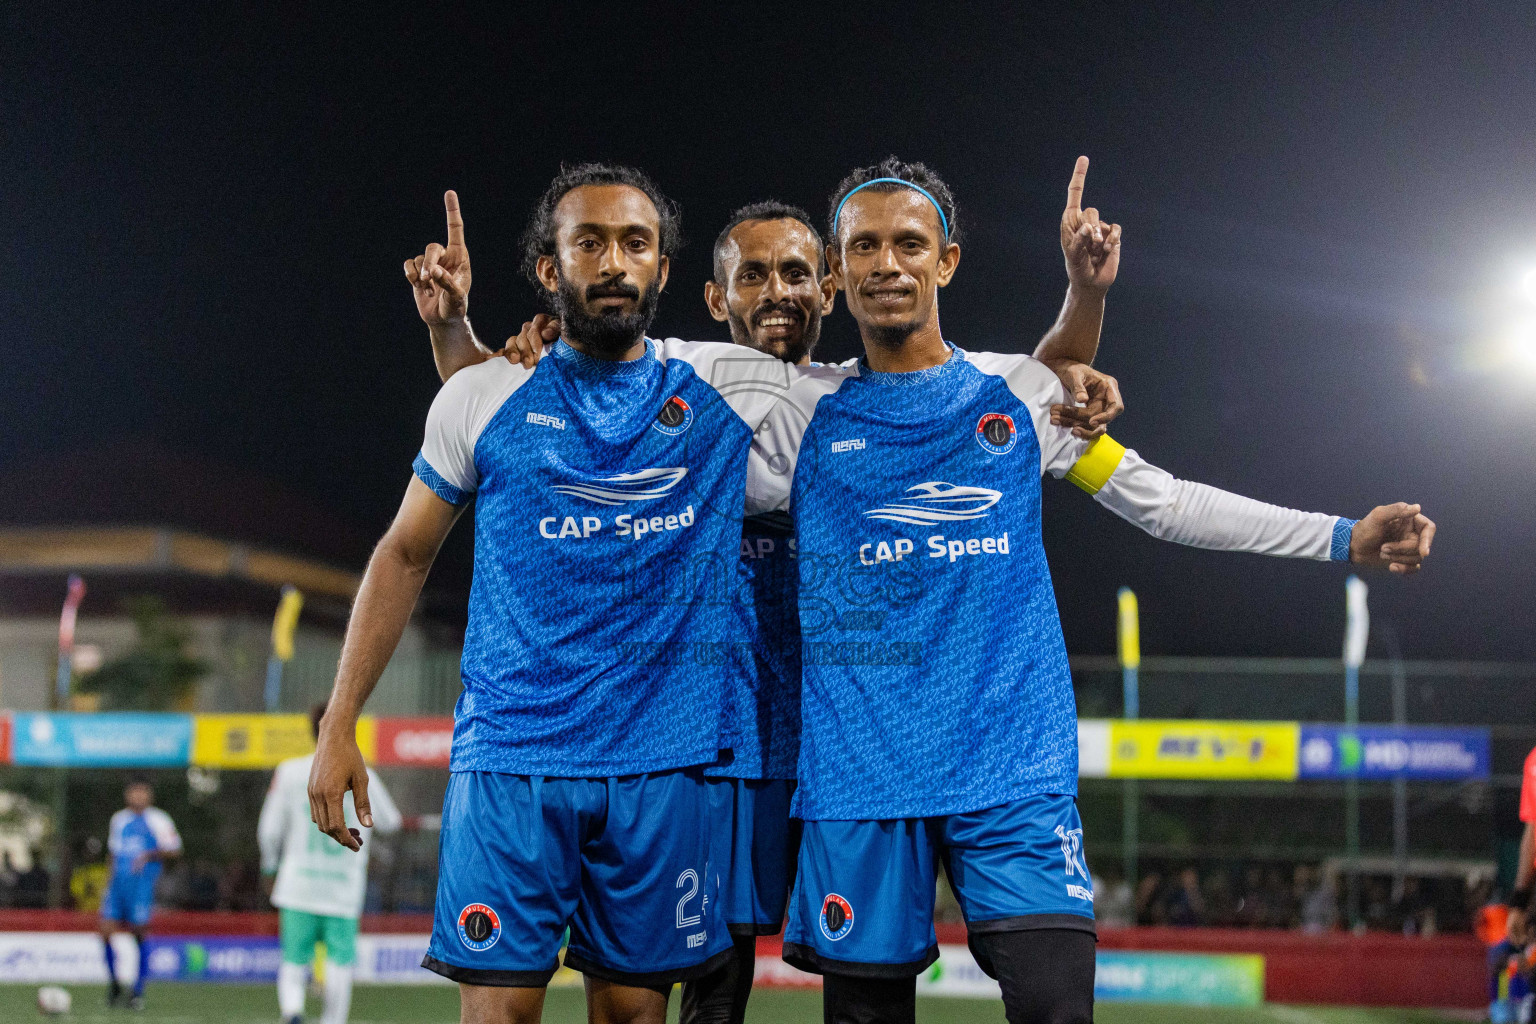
819;893;854;942
975;413;1017;455
457;903;502;951
653;395;694;436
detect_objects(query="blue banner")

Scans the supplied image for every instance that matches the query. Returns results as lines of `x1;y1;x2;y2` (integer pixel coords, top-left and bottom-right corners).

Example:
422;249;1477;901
142;937;283;982
11;713;192;767
1094;951;1264;1006
1298;724;1489;780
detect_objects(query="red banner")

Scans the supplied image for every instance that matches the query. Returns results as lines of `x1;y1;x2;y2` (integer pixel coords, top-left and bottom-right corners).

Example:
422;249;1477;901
372;716;453;767
0;713;10;765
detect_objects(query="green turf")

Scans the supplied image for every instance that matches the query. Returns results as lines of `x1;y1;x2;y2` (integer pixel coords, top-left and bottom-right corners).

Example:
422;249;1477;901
0;983;1474;1022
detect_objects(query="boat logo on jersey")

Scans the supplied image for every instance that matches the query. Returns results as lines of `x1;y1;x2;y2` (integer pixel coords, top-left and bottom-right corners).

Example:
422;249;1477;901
552;467;688;506
652;395;694;436
864;482;1002;525
975;412;1017;455
457;903;502;951
819;893;854;941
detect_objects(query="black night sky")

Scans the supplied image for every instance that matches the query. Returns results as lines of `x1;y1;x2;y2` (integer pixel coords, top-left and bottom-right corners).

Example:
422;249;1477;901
4;5;1534;659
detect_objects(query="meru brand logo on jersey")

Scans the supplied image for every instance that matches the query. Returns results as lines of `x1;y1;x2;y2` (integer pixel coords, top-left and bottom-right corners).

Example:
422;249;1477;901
526;411;565;430
975;412;1017;455
1056;825;1092;902
457;903;502;951
819;893;854;941
652;395;694;436
859;482;1009;565
542;467;694;542
830;438;866;453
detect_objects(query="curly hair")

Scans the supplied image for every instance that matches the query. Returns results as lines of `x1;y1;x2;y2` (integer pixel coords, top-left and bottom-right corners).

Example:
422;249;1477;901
520;162;683;289
711;200;825;283
826;156;960;248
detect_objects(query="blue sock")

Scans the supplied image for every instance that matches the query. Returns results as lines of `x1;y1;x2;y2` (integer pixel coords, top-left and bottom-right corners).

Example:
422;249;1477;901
102;936;118;987
132;934;146;997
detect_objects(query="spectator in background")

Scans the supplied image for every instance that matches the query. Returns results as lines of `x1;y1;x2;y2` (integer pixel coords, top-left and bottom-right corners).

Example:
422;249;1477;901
1297;865;1338;933
1166;868;1207;927
1092;871;1134;928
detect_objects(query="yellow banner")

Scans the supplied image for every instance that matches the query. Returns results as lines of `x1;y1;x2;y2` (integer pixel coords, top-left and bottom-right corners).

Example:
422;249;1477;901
1108;720;1299;780
192;715;314;768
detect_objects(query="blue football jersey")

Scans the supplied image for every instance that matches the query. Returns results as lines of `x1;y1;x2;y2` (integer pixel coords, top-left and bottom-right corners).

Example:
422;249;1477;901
747;346;1346;821
108;807;181;885
707;509;802;780
415;338;794;777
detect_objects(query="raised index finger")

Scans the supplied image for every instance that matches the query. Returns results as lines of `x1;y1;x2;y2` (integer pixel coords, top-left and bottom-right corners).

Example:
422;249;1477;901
1065;156;1089;214
445;190;465;248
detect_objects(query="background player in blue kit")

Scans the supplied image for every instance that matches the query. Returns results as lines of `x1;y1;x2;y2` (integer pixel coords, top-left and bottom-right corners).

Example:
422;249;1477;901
404;180;1122;1024
748;157;1437;1024
99;777;181;1010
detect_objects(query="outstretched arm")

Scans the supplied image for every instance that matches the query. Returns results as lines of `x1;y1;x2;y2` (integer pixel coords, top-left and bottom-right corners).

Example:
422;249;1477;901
404;190;494;382
1037;157;1125;438
1061;437;1434;571
309;479;462;849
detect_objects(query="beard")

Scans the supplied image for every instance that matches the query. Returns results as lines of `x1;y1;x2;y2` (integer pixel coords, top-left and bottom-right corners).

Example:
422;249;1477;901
727;301;822;365
553;266;661;359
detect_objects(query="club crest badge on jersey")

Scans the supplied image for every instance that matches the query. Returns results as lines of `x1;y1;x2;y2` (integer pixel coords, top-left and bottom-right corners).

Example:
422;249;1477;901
819;893;854;941
457;903;502;951
653;395;694;436
975;412;1017;455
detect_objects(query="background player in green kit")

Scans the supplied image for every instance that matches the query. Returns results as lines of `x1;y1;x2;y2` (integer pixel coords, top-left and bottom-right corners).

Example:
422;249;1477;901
261;705;402;1024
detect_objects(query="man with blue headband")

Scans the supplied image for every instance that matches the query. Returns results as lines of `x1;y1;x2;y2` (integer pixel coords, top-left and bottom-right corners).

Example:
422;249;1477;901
399;174;1121;1024
744;156;1435;1024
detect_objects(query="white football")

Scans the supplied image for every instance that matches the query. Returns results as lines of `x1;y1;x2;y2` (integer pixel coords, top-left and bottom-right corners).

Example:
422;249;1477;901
36;985;72;1015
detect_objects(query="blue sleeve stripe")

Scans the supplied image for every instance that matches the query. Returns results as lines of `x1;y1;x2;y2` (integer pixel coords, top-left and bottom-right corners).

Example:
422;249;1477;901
1331;517;1357;562
413;453;471;506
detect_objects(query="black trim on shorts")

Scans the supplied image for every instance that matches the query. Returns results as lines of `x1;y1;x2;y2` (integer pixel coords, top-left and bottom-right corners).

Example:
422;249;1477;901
727;921;783;938
964;913;1097;938
781;941;940;979
420;955;558;988
562;944;735;988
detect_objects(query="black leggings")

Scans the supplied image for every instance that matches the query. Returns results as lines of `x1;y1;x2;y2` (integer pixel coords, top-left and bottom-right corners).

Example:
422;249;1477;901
679;933;758;1024
822;928;1095;1024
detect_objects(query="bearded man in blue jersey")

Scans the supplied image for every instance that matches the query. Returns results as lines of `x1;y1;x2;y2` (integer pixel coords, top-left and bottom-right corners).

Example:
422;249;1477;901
400;171;1123;1024
743;157;1437;1024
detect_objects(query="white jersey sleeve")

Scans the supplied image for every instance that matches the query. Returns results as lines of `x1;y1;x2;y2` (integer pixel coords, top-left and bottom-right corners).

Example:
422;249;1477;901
107;809;128;855
144;807;181;854
656;338;796;430
416;356;535;504
364;769;403;835
257;764;291;873
968;350;1345;561
745;363;859;514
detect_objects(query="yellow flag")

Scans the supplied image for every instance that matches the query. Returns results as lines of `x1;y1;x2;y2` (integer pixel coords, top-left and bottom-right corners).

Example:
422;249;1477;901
1117;587;1140;670
271;586;304;662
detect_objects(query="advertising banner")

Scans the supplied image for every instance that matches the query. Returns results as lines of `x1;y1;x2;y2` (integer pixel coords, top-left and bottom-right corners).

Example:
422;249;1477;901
142;936;283;982
900;945;1264;1005
1078;719;1111;778
1093;951;1264;1005
0;713;11;765
1108;720;1299;780
1298;725;1490;780
191;714;313;768
10;713;191;767
372;717;454;768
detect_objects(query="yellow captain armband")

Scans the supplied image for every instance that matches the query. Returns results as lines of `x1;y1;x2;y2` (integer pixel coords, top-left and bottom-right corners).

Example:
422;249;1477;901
1065;435;1126;494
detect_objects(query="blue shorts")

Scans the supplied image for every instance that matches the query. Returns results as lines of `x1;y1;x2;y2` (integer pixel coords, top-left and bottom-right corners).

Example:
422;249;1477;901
706;777;799;936
100;876;155;928
422;769;731;988
783;793;1095;978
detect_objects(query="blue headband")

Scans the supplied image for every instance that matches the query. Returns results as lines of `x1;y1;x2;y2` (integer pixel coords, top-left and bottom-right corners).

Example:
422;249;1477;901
832;177;950;240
